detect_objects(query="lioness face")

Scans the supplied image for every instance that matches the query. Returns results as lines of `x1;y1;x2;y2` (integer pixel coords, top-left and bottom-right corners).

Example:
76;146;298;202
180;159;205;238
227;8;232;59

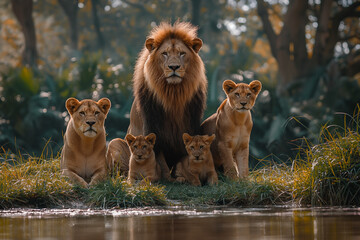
145;37;203;85
223;80;262;112
126;133;156;162
66;98;111;138
183;133;215;163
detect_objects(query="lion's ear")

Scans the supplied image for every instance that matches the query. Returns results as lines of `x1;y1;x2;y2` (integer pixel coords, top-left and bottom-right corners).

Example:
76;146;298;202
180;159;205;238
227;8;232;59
97;98;111;115
145;133;156;146
249;80;262;96
182;133;192;145
205;134;215;145
223;80;237;95
145;38;155;52
192;38;202;53
125;134;136;146
66;98;80;115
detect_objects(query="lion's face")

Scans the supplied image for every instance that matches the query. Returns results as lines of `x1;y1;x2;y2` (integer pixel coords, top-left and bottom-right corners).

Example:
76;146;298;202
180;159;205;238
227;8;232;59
183;133;215;163
144;36;202;85
223;80;262;112
126;133;156;162
66;98;111;138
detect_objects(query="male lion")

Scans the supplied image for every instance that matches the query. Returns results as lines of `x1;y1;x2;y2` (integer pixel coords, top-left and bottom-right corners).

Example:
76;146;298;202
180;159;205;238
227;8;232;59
61;97;111;187
201;80;262;179
125;133;160;184
128;21;207;179
175;133;218;186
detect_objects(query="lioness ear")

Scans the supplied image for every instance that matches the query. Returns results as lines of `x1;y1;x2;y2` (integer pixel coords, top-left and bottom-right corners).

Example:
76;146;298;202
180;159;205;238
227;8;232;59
182;133;192;145
223;80;237;95
125;134;136;146
66;97;80;115
145;133;156;146
192;38;202;53
97;98;111;115
145;38;155;52
206;134;215;144
249;80;262;96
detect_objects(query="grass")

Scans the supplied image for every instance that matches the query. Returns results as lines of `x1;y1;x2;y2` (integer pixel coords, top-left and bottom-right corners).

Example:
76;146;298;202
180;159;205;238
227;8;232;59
1;110;359;209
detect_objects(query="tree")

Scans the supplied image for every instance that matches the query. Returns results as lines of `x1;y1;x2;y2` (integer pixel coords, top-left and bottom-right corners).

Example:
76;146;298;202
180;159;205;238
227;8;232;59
257;0;360;93
58;0;79;51
91;0;105;50
10;0;38;67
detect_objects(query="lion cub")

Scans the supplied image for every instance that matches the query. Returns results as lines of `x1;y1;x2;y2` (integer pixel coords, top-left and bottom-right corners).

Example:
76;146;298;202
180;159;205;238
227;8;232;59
126;133;161;184
201;80;262;179
175;133;218;186
61;97;111;187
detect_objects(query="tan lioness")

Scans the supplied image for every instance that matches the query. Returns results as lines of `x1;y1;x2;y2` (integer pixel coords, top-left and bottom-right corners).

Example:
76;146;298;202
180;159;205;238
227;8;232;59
106;137;130;176
201;80;262;179
175;133;218;186
126;133;161;184
61;97;111;187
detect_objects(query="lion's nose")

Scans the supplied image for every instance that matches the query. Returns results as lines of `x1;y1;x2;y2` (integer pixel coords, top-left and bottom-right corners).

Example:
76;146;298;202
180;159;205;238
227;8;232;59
240;102;247;106
168;65;180;71
86;121;96;127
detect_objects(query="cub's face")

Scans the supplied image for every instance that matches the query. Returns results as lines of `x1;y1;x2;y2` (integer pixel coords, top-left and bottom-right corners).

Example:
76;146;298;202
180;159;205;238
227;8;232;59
145;37;203;85
183;133;215;163
126;133;156;162
223;80;262;112
66;98;111;138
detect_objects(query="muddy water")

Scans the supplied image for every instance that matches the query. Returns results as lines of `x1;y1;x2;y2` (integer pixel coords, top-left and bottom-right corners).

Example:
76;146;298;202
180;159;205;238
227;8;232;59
1;207;360;240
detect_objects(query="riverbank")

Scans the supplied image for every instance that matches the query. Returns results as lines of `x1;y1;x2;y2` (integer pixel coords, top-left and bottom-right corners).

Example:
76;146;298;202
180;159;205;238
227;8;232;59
1;127;359;209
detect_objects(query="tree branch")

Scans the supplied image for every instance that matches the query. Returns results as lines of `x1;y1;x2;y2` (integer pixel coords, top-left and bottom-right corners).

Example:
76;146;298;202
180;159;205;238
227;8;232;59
333;2;360;23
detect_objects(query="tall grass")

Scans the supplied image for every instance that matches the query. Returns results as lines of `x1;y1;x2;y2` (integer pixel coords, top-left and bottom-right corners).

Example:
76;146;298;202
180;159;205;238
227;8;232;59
0;107;359;208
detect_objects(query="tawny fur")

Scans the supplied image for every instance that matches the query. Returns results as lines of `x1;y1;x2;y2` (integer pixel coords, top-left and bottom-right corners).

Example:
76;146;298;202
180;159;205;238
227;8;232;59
126;133;161;184
201;80;262;179
61;98;111;187
128;21;207;179
106;138;130;176
175;133;218;186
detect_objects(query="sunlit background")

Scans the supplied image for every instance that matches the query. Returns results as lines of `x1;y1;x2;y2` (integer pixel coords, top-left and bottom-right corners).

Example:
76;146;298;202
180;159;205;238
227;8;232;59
0;0;359;165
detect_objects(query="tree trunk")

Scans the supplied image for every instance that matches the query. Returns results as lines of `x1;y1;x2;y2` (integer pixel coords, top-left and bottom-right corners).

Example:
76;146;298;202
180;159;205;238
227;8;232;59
191;0;202;27
58;0;79;51
10;0;38;67
91;0;105;50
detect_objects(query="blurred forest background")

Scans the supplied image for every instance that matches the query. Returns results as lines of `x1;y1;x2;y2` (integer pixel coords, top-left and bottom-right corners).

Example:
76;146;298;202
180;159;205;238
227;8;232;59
0;0;359;165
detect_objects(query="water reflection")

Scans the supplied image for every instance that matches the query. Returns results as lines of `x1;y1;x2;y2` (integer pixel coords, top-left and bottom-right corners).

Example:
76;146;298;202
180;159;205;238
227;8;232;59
1;207;360;240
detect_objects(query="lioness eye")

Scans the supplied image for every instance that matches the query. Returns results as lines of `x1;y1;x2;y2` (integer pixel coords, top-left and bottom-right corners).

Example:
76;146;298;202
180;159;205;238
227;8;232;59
199;145;204;149
95;111;100;116
79;111;85;116
142;145;147;149
162;52;168;57
190;146;195;150
235;93;240;98
180;52;186;57
247;93;251;98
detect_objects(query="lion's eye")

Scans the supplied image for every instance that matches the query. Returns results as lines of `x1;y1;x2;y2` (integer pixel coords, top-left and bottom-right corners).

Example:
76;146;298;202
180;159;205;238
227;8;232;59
246;93;252;98
79;111;85;116
180;52;186;57
133;145;138;149
142;145;147;149
95;111;100;116
162;52;168;57
199;145;204;149
190;146;195;150
235;93;240;98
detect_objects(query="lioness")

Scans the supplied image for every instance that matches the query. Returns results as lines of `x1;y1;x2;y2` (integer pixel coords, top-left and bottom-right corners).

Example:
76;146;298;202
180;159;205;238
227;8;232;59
175;133;218;186
126;133;161;184
61;97;111;187
106;137;130;175
201;80;262;179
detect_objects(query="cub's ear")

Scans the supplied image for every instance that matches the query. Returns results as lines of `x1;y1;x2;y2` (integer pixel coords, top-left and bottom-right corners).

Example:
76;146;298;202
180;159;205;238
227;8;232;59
223;80;237;95
97;98;111;115
145;38;155;52
205;134;215;145
66;98;80;115
249;80;262;96
125;134;136;146
192;38;203;53
182;133;193;145
145;133;156;146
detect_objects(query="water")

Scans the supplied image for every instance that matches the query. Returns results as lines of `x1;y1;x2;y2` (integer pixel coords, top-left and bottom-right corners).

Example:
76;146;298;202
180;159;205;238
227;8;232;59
1;207;360;240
